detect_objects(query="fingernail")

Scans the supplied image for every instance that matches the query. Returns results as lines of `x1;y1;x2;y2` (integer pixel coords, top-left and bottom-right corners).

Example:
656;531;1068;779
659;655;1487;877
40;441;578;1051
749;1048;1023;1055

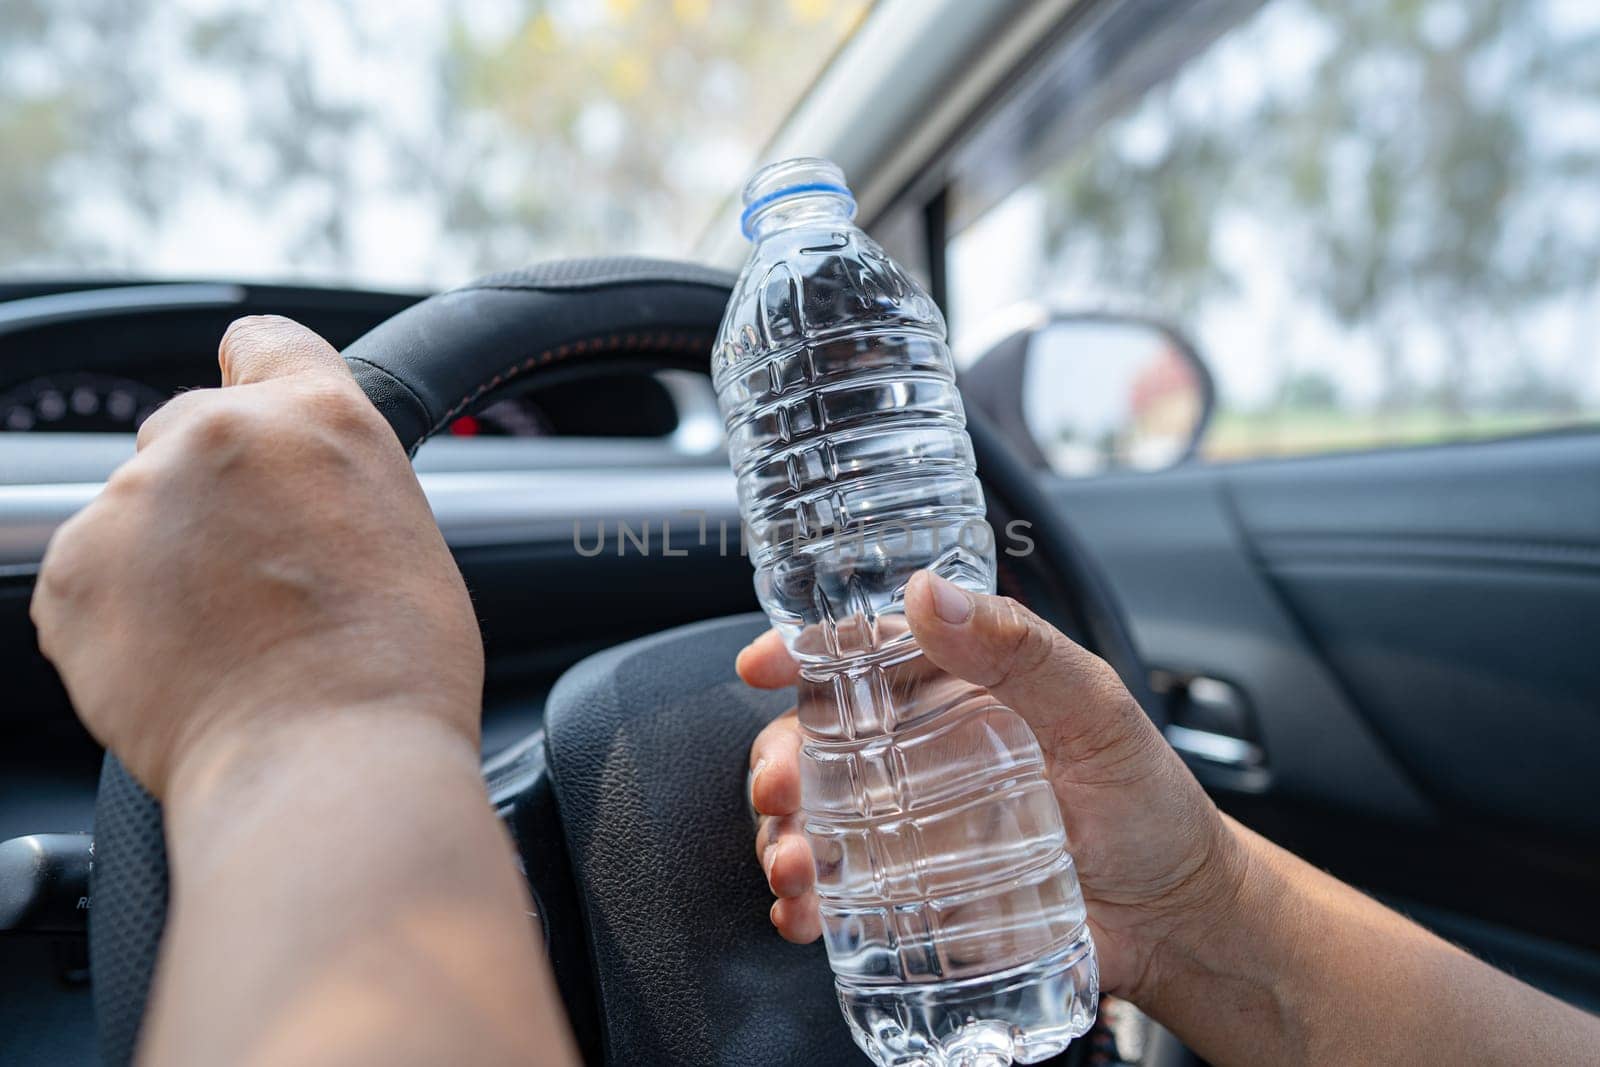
925;572;974;625
762;841;778;873
748;758;768;812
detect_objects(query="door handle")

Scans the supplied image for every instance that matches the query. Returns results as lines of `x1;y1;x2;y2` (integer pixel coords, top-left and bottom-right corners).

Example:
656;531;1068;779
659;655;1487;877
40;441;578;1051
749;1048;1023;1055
1163;723;1264;770
1151;671;1270;791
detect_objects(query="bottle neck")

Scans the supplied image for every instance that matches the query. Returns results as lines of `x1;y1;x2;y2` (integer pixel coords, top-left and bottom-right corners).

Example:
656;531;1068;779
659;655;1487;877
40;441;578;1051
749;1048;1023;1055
739;158;857;240
743;190;856;241
745;194;857;241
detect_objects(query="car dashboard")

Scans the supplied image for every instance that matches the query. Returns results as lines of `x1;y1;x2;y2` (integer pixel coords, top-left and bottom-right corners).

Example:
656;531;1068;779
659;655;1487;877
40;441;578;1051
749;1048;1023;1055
0;276;752;803
0;281;705;441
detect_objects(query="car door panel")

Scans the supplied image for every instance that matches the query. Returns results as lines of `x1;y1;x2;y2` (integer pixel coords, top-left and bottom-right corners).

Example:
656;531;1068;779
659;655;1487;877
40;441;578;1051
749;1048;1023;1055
1046;465;1432;821
1044;432;1600;982
1229;434;1600;837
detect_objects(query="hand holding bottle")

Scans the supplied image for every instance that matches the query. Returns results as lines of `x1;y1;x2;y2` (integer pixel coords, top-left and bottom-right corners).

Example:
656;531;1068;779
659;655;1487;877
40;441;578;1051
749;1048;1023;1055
741;570;1240;1006
743;571;1600;1066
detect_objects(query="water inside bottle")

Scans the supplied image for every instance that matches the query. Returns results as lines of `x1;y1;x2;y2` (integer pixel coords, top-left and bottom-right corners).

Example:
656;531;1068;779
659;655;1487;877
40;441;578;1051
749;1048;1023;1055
715;157;1098;1065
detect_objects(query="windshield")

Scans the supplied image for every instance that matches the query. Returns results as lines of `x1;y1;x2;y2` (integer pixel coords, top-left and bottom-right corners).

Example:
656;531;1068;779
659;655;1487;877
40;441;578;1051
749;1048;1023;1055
0;0;870;290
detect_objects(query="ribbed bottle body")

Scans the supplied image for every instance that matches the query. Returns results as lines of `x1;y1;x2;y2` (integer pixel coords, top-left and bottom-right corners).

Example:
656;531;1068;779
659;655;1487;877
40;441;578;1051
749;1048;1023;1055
714;159;1097;1066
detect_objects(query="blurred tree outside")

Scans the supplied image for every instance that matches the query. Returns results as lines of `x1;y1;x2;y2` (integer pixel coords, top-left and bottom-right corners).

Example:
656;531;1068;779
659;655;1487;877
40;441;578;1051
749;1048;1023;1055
0;0;869;287
978;0;1600;461
1277;368;1341;411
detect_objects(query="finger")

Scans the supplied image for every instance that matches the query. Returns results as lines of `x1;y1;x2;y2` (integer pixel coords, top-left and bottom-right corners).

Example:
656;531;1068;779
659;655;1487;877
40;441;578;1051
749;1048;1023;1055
762;830;816;900
770;890;823;944
904;570;1151;758
218;315;350;387
29;474;143;695
748;709;802;816
754;812;800;861
134;388;214;452
754;815;777;859
736;629;799;689
29;498;101;649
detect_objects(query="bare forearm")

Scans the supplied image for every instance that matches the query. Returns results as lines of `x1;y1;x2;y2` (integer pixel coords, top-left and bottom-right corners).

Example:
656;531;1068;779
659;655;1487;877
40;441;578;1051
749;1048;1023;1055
1146;818;1598;1065
141;707;575;1067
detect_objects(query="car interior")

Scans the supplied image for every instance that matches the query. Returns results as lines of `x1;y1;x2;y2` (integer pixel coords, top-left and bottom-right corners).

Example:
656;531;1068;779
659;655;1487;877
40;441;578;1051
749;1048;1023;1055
2;1;1597;1065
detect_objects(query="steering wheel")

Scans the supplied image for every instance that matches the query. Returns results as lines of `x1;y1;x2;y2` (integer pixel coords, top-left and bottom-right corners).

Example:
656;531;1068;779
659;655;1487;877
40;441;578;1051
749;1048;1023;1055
89;257;1160;1066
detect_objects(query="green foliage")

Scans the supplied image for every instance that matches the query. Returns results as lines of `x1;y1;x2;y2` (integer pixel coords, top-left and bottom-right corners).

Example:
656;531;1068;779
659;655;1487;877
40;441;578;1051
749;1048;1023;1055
1030;0;1600;449
0;0;869;281
0;97;70;261
1276;369;1341;410
433;0;868;267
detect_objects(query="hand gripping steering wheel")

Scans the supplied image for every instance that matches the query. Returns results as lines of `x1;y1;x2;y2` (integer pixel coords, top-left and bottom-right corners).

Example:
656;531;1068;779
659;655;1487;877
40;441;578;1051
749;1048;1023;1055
89;257;1159;1066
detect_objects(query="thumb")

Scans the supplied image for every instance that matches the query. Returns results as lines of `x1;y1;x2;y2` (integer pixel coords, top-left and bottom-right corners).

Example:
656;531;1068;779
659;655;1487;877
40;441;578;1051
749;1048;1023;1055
904;570;1156;762
219;315;351;387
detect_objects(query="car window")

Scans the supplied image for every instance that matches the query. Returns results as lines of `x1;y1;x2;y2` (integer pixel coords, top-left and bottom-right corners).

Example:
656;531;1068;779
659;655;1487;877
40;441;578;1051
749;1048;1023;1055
0;0;871;290
945;0;1600;465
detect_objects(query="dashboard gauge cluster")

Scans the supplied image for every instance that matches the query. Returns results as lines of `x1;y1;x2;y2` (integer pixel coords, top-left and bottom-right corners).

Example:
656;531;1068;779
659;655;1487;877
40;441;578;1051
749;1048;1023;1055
0;277;688;440
0;372;170;433
0;369;684;439
0;366;692;441
447;396;554;437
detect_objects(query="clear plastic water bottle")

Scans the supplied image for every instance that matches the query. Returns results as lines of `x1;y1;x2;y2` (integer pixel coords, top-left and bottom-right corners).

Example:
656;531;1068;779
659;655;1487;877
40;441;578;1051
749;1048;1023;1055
713;158;1098;1066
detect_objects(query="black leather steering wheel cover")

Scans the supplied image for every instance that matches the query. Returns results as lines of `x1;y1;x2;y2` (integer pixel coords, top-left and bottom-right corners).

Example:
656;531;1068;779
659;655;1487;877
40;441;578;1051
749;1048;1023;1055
90;755;168;1067
89;256;1154;1066
343;256;734;453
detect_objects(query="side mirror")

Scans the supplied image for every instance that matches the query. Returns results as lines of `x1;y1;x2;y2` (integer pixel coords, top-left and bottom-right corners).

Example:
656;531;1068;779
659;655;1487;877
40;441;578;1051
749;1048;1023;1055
961;312;1214;476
